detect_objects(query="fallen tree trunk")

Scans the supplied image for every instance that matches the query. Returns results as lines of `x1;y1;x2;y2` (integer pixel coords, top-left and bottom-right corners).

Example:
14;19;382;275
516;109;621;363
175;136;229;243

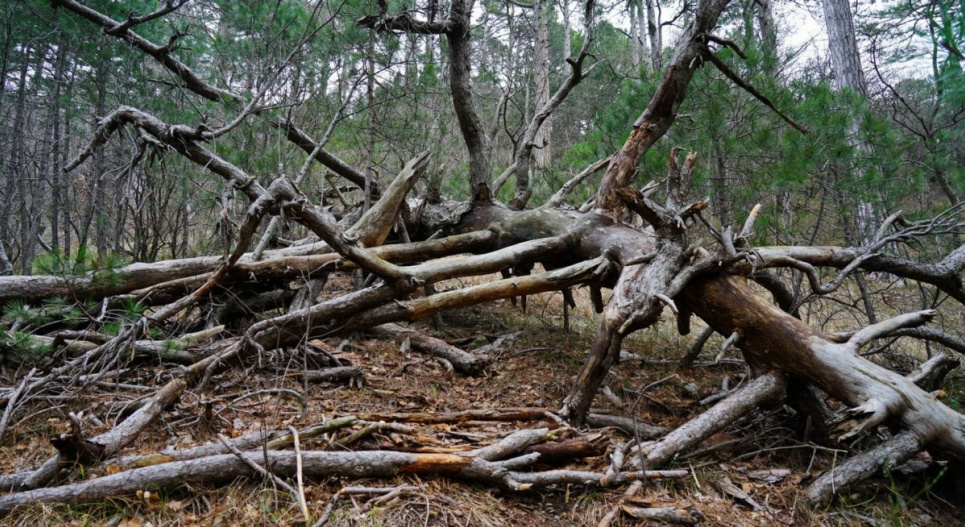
643;373;786;467
806;431;921;504
0;449;687;513
680;275;965;458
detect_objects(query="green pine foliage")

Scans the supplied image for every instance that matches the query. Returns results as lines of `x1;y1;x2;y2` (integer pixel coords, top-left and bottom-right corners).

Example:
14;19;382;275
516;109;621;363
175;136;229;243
0;0;960;266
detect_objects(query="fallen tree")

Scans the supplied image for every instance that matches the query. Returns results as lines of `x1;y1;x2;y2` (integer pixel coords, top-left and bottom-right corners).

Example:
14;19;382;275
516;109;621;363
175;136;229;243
1;0;964;517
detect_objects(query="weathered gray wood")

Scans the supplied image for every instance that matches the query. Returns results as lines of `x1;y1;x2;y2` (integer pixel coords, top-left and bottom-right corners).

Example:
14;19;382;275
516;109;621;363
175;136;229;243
372;323;486;375
643;373;786;467
807;431;920;504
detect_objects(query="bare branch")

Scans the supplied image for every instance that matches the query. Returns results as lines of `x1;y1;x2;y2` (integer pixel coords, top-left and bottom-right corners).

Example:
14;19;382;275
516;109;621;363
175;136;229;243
54;0;372;192
700;48;809;134
705;34;747;58
543;156;620;207
103;0;190;35
848;310;937;350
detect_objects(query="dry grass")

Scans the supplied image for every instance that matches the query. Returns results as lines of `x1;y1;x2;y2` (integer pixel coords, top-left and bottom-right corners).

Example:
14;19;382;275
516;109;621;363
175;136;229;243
2;273;964;526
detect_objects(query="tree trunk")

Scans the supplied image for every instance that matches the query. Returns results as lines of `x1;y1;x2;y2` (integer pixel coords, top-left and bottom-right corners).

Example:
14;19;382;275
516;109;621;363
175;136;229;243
2;44;33;273
532;0;552;178
680;275;965;457
596;0;730;215
447;0;494;202
754;0;777;76
49;37;69;254
822;0;867;95
822;0;879;245
645;0;661;71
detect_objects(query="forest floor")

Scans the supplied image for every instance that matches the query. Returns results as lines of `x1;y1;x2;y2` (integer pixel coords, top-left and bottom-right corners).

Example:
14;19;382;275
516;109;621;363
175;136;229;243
2;274;964;526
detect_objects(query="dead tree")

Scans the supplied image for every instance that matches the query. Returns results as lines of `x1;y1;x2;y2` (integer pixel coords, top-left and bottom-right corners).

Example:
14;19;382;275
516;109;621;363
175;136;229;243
2;0;965;511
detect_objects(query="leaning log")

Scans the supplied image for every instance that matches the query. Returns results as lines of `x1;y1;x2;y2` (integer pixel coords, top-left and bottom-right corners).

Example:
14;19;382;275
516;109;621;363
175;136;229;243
680;275;965;458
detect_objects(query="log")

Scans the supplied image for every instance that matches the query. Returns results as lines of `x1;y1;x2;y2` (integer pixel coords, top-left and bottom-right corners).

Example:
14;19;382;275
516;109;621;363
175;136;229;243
0;450;689;512
644;373;786;467
108;416;360;470
372;323;487;375
1;378;187;491
806;431;921;504
355;407;554;424
30;326;224;364
522;434;609;463
345;151;429;247
585;413;667;439
681;275;965;458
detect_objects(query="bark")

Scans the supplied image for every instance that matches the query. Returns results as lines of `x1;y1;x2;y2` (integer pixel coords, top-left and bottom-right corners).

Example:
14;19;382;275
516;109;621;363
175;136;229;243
806;431;921;504
680;275;965;457
345;151;430;247
596;0;730;216
621;504;704;525
754;0;777;76
0;449;687;512
532;0;553;184
822;0;867;94
629;0;644;70
645;0;661;71
447;0;494;201
48;36;68;254
821;0;881;244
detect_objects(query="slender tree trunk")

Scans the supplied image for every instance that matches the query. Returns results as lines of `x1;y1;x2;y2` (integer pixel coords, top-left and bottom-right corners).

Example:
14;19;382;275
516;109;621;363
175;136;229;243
532;0;551;176
711;131;731;226
365;32;376;212
646;0;661;71
0;15;12;274
77;61;110;264
629;0;640;70
49;38;68;254
2;44;33;272
62;65;75;261
511;0;553;209
822;0;879;245
822;0;867;95
754;0;777;76
19;45;49;273
447;0;493;201
562;0;572;61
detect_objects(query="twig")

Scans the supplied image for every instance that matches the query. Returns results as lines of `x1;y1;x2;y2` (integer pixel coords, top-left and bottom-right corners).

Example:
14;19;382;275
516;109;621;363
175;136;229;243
217;433;300;499
715;331;740;362
288;426;310;523
0;368;36;443
701;48;809;134
207;388;309;421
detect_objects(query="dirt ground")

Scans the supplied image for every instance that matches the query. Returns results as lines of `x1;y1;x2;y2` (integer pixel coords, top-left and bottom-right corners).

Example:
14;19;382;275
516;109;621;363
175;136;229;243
2;278;964;526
